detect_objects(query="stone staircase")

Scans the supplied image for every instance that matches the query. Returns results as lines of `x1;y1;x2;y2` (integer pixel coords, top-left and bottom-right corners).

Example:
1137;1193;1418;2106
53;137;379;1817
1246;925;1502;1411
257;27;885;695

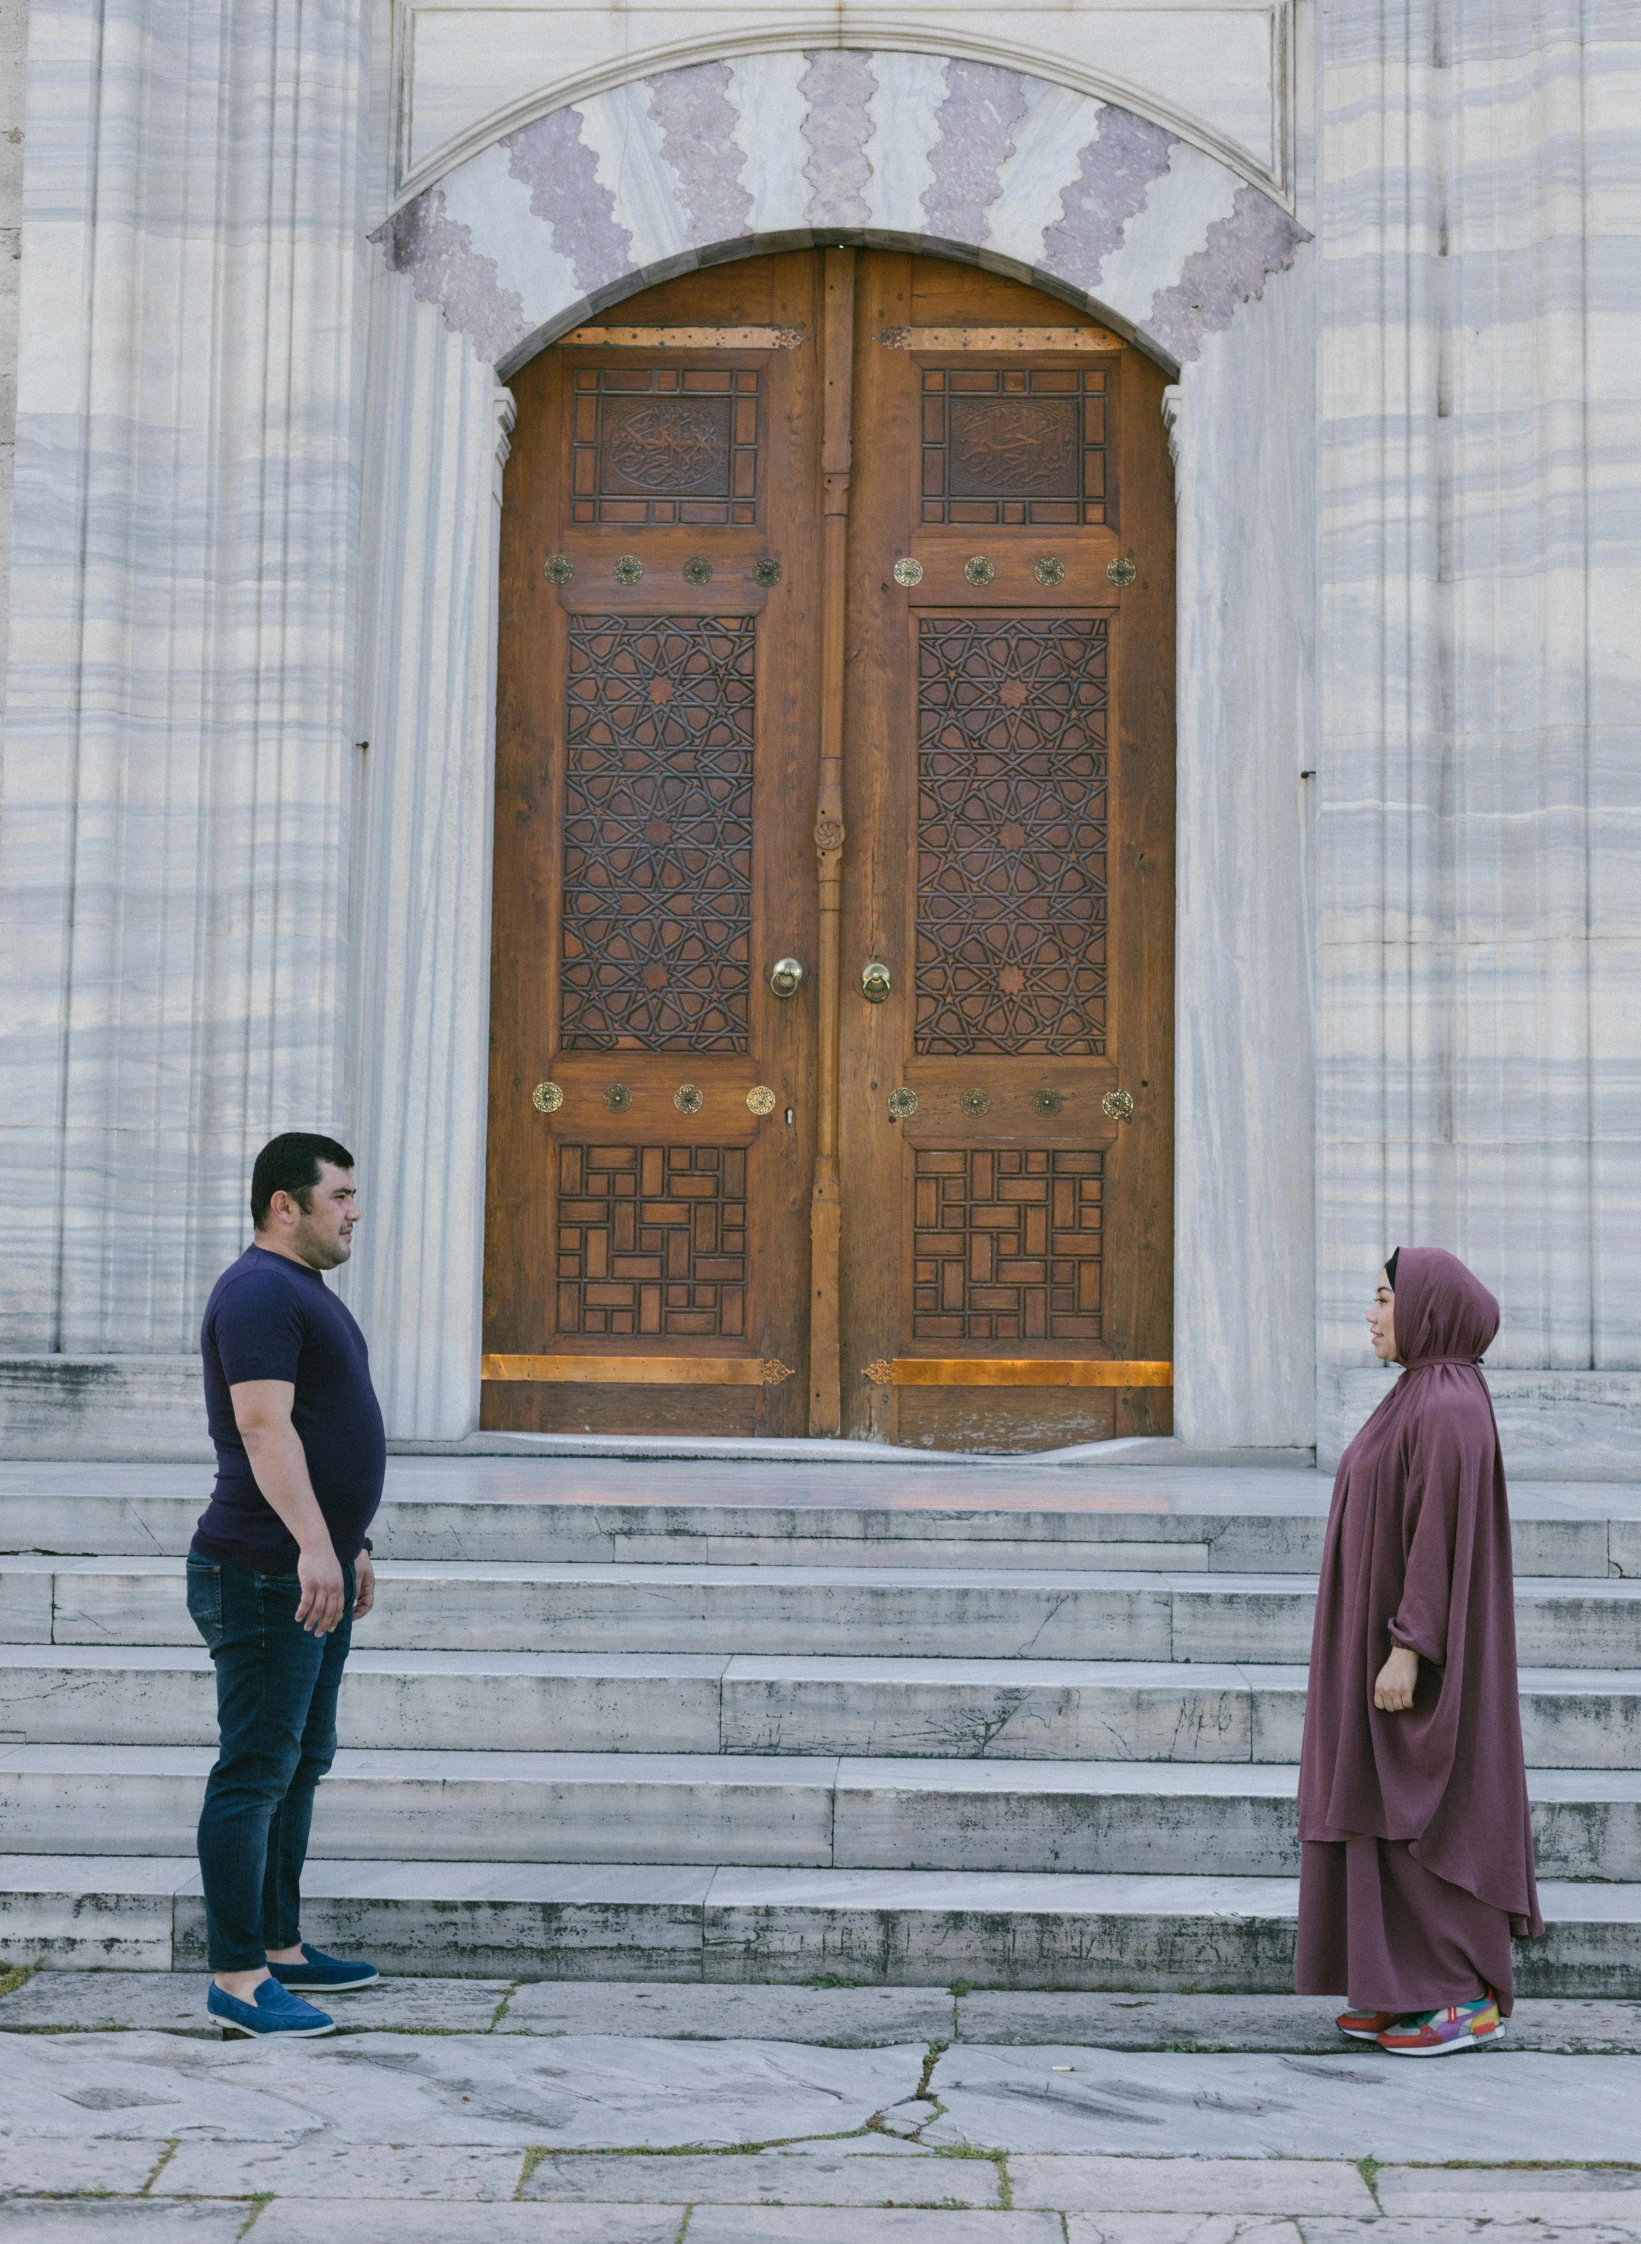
2;1457;1639;1990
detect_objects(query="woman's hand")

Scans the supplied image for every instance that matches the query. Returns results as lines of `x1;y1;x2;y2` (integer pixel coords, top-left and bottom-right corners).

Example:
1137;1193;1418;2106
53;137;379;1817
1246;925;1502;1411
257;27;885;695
352;1549;376;1620
1374;1644;1420;1713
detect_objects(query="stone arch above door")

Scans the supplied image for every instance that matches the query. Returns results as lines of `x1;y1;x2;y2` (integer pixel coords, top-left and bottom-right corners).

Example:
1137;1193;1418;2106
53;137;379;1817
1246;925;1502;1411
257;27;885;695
377;51;1306;376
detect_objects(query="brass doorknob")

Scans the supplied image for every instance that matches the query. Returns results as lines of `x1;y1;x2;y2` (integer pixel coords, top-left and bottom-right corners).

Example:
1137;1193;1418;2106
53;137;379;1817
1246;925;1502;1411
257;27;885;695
768;957;805;998
861;960;892;1003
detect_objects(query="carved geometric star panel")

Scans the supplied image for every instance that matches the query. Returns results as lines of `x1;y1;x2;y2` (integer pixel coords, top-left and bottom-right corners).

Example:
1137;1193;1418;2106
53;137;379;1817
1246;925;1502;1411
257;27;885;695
915;616;1108;1056
556;1143;747;1337
561;615;756;1052
921;366;1111;526
572;364;761;526
911;1148;1104;1341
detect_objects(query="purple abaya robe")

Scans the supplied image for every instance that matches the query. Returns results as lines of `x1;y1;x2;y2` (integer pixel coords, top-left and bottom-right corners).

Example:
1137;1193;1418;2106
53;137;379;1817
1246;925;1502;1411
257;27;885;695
1296;1248;1544;2015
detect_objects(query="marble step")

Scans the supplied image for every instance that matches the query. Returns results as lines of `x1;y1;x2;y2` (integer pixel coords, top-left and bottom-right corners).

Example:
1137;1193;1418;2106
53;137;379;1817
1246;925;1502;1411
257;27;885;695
2;1852;1637;1995
5;1644;1641;1769
6;1554;1641;1664
3;1472;1633;1576
3;1745;1639;1879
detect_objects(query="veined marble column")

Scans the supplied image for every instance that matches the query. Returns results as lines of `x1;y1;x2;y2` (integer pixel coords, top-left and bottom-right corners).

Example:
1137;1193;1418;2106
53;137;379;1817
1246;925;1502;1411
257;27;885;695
342;271;508;1441
0;0;371;1354
1317;0;1641;1463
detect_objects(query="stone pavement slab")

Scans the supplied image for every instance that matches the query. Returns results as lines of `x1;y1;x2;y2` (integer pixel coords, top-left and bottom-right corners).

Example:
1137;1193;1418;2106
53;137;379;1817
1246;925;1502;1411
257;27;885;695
251;2207;683;2244
1063;2221;1301;2244
155;2139;527;2198
954;1992;1641;2054
0;2211;246;2239
1298;2225;1641;2244
686;2213;1062;2242
9;1974;1640;2058
924;2045;1641;2160
0;2136;169;2194
0;2031;925;2149
501;1981;953;2044
1376;2169;1641;2217
1009;2157;1377;2213
520;2148;999;2204
0;1971;514;2037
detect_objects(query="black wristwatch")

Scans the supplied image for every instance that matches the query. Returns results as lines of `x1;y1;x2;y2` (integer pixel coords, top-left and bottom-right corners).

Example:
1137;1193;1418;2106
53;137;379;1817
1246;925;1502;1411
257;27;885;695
361;1538;373;1555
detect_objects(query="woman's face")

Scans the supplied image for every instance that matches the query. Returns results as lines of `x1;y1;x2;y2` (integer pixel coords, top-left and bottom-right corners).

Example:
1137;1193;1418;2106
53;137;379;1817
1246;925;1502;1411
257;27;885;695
1367;1272;1399;1362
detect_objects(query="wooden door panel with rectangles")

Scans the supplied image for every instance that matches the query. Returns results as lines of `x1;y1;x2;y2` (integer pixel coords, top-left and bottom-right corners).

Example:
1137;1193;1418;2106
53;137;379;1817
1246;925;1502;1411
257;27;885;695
839;256;1175;1452
483;256;823;1436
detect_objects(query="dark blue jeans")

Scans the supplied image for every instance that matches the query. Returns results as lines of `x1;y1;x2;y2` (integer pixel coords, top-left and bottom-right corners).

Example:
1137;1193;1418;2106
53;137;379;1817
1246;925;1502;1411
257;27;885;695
186;1555;354;1972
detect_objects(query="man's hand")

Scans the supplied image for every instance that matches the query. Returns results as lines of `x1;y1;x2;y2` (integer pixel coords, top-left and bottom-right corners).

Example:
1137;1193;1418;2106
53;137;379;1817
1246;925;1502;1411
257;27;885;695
296;1542;347;1636
1374;1644;1420;1713
352;1548;376;1620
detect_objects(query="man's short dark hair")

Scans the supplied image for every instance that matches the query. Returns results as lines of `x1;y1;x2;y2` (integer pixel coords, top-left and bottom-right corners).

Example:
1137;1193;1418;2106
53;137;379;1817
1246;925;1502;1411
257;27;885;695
251;1133;356;1229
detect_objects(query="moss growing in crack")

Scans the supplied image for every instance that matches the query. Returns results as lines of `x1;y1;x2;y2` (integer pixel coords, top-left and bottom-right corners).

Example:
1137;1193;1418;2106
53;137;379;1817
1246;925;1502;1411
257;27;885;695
142;2142;181;2195
0;1963;38;2002
916;2038;948;2099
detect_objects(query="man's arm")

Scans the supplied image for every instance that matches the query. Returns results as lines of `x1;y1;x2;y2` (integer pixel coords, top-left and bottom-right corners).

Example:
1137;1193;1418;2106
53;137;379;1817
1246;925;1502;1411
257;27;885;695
229;1380;346;1635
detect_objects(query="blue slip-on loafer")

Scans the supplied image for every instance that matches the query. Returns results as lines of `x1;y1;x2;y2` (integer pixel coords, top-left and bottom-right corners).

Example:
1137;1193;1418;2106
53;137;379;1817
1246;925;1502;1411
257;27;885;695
208;1978;336;2038
266;1942;381;1993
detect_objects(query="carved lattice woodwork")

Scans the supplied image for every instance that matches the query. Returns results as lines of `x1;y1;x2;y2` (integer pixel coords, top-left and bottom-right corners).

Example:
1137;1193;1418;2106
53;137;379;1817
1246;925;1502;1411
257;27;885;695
920;366;1110;526
561;615;756;1051
915;616;1108;1055
911;1148;1103;1341
556;1144;748;1337
572;365;760;525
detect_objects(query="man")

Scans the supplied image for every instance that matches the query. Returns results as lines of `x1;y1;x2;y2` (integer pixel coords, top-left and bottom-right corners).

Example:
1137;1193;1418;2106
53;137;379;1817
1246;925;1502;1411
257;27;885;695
187;1132;386;2037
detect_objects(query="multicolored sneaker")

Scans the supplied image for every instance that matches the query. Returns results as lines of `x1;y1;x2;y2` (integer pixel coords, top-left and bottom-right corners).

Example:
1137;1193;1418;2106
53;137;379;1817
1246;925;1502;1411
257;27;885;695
1335;2006;1400;2041
1377;1993;1504;2056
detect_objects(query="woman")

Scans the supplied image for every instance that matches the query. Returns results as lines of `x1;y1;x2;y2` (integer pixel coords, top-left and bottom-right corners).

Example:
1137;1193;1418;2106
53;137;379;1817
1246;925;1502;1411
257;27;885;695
1297;1246;1543;2054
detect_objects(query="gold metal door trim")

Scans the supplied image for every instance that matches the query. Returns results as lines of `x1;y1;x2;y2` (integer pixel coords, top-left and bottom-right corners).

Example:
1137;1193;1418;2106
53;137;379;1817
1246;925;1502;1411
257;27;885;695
861;1358;1172;1388
875;325;1124;352
561;325;807;350
483;1354;795;1387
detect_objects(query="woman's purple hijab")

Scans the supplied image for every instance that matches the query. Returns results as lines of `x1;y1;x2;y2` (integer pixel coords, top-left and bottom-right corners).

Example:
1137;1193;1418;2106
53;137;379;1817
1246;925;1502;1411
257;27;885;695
1298;1247;1543;1933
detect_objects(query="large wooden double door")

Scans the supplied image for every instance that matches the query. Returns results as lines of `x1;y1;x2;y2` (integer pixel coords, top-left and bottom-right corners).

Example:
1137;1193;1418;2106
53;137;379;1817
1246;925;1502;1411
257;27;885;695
483;251;1174;1451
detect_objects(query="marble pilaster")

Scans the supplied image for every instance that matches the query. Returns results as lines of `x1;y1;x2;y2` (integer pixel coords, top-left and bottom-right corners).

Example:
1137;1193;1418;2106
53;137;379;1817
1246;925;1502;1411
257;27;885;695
341;275;510;1441
1315;0;1641;1457
0;0;370;1353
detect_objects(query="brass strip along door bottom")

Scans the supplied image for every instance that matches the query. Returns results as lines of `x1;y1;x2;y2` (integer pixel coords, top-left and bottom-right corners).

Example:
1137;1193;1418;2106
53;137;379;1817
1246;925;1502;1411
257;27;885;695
483;1354;794;1387
862;1358;1172;1388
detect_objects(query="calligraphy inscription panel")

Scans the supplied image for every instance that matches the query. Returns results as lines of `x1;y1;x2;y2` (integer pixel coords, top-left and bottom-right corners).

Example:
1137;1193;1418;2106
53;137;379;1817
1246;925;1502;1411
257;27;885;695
912;1148;1103;1341
556;1144;748;1337
573;365;761;525
916;615;1108;1056
561;615;756;1052
921;366;1109;526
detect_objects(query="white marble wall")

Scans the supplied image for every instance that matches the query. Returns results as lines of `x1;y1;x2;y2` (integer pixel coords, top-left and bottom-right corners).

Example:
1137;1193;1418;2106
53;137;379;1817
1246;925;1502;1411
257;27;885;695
394;0;1293;196
0;0;1635;1467
1315;0;1641;1459
0;0;370;1359
0;0;26;724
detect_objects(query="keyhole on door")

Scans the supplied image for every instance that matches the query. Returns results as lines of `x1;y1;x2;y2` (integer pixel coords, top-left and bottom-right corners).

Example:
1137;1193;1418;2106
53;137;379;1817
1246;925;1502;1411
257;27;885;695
785;1108;794;1126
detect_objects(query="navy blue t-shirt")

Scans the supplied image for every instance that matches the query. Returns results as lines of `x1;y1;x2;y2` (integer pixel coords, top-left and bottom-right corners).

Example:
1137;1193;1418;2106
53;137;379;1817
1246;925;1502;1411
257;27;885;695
192;1245;386;1571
